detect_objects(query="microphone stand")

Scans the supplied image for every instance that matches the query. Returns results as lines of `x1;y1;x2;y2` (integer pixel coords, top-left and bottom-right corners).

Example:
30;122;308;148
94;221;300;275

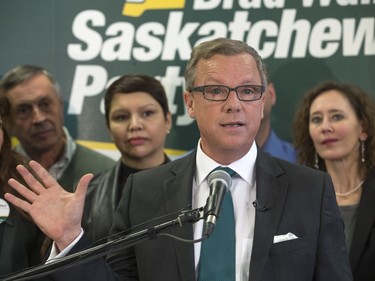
1;207;204;281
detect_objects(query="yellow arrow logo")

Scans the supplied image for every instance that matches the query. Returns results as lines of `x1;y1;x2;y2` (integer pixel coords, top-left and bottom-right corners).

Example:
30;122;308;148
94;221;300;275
123;0;186;17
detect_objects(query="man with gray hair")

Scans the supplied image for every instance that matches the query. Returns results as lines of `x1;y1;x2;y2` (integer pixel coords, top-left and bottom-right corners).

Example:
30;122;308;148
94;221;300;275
0;65;114;191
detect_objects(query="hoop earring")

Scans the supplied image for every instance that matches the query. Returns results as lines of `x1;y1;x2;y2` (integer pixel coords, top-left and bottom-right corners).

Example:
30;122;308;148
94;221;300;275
314;152;319;169
361;141;365;163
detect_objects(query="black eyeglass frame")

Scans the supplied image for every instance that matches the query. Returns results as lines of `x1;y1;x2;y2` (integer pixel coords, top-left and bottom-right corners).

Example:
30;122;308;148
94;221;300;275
189;84;265;102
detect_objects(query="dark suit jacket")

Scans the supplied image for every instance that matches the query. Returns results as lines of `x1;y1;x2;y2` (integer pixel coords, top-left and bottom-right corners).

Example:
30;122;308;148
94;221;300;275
52;148;352;281
0;206;44;276
83;156;171;244
58;144;115;192
82;161;124;244
349;169;375;281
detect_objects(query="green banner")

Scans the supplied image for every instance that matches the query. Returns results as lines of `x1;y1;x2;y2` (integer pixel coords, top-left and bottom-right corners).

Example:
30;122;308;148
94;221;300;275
1;0;374;158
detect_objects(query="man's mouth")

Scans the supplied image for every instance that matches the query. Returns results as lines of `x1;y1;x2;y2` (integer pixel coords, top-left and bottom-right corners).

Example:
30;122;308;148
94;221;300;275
221;122;244;127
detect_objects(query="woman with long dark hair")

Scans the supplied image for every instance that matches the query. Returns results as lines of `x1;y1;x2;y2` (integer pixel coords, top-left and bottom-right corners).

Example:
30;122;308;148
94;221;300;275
0;99;45;275
293;80;375;281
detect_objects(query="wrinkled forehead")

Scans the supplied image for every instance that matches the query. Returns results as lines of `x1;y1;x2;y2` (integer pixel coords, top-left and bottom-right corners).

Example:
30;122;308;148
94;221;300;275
7;75;59;105
195;54;262;85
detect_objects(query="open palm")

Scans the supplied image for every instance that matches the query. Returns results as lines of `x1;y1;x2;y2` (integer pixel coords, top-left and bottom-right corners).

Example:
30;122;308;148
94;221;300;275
5;160;93;251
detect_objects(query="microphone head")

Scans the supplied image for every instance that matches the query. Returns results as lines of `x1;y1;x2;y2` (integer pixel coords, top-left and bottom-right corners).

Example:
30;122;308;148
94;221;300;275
207;169;232;191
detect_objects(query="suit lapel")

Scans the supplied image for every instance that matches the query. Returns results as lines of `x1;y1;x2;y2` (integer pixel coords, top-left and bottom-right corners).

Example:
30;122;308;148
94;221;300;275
249;150;289;281
158;150;293;280
349;170;375;271
162;151;197;280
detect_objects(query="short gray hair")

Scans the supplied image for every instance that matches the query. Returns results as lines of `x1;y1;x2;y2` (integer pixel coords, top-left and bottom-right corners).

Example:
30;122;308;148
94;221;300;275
184;38;267;90
0;65;61;97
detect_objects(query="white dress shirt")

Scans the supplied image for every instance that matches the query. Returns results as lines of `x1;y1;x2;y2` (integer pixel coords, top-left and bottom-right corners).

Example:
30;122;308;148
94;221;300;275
192;140;257;281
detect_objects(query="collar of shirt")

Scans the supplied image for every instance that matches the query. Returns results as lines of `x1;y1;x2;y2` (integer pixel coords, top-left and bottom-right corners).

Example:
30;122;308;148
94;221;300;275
195;139;257;187
50;127;76;176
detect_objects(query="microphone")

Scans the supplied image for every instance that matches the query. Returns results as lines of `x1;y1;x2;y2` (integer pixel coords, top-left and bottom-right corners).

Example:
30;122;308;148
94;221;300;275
203;169;232;237
252;199;268;212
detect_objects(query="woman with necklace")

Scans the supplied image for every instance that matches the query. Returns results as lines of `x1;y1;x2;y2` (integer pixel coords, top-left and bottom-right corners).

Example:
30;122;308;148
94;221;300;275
82;74;172;244
292;80;375;281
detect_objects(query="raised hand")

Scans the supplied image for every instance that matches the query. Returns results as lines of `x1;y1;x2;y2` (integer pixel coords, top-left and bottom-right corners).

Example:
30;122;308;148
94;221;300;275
4;160;93;252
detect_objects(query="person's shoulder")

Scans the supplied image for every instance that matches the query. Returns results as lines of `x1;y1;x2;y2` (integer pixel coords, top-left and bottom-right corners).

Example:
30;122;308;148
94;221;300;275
85;164;119;207
262;154;334;200
69;143;115;175
271;156;331;189
260;149;326;179
134;150;196;178
279;138;296;154
89;162;119;185
272;156;317;173
264;130;297;163
74;143;116;165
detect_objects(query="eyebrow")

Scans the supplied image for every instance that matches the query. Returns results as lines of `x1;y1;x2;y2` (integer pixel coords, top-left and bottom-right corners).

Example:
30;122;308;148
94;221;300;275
14;96;51;106
310;108;344;116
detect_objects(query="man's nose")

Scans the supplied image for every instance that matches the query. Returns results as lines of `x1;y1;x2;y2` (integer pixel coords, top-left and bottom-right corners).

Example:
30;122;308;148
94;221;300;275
224;89;241;112
32;106;47;123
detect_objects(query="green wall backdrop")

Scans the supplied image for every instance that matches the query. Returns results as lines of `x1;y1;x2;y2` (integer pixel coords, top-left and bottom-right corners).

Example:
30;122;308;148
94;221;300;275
1;0;374;158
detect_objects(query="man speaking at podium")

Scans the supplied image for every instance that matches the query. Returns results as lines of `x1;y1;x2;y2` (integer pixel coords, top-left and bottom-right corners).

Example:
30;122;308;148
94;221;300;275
5;38;352;281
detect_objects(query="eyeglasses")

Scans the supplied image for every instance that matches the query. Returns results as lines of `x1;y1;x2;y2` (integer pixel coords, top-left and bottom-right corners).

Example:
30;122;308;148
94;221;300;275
189;85;265;102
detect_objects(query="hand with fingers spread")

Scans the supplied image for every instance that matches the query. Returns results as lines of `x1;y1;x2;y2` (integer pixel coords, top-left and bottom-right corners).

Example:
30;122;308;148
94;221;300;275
4;160;93;252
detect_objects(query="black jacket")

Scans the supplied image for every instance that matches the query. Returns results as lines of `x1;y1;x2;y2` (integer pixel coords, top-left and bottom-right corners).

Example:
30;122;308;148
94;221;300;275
83;157;170;244
349;169;375;281
0;205;44;276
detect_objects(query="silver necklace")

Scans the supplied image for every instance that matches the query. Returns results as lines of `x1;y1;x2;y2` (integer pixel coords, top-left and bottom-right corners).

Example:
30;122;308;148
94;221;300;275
336;180;364;197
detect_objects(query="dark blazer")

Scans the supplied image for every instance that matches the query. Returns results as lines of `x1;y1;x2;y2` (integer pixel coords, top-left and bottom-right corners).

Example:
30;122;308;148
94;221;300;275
83;156;171;244
82;161;124;244
52;148;352;281
349;169;375;281
0;206;44;276
57;144;115;192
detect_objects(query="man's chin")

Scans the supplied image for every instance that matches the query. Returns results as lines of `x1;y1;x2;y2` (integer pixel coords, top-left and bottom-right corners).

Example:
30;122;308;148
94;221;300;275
29;139;59;153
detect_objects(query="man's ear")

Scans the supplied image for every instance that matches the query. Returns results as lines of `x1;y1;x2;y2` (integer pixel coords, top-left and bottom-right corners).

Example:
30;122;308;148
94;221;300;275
261;94;265;119
183;91;195;118
267;82;277;106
